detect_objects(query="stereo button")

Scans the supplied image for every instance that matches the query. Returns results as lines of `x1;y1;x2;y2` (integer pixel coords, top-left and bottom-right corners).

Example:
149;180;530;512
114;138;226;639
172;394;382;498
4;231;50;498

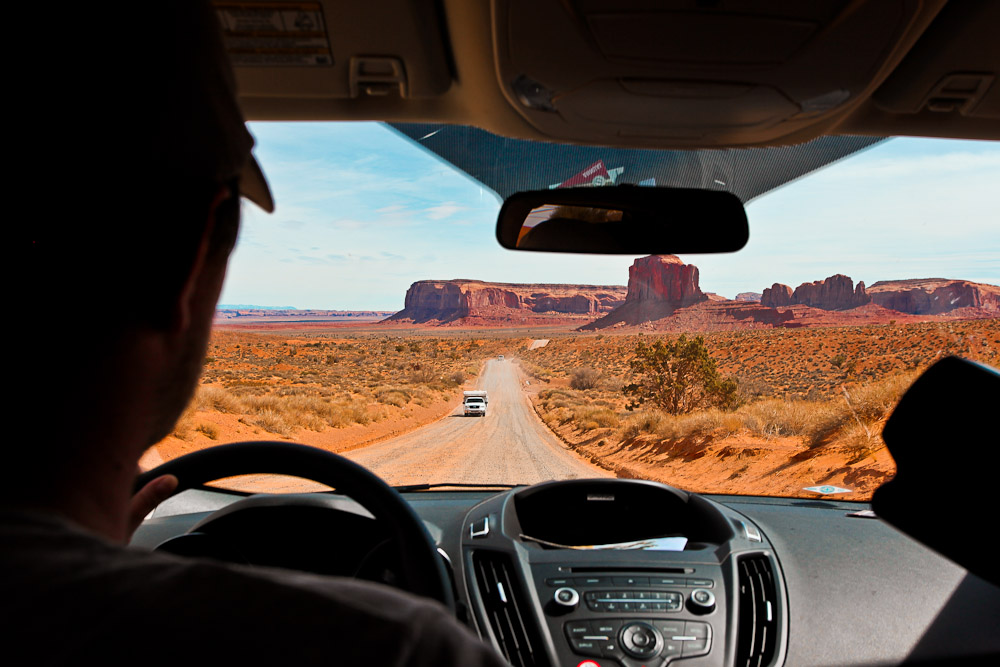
681;622;712;657
570;639;603;657
576;576;610;586
651;577;682;586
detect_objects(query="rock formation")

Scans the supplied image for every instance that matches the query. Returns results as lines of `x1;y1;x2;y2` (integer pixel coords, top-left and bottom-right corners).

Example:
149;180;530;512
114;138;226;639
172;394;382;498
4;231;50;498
584;255;708;328
792;275;871;310
867;279;1000;314
626;255;704;305
385;260;998;330
761;283;793;307
386;280;626;324
762;275;870;310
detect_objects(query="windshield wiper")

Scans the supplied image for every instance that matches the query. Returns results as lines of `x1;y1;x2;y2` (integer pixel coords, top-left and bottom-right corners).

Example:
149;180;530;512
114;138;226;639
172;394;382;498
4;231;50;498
392;482;524;493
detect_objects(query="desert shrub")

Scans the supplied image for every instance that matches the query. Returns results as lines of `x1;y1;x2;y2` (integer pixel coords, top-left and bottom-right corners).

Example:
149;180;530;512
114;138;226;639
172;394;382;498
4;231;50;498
408;368;437;384
623;335;739;414
570;366;601;390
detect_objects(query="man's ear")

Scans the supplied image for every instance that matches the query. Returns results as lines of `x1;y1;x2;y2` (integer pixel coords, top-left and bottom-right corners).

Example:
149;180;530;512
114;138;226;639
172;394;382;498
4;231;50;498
171;185;231;335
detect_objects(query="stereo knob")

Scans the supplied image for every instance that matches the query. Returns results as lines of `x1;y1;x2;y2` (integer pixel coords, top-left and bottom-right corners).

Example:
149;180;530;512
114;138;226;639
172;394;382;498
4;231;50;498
553;587;580;609
689;588;716;614
620;622;663;659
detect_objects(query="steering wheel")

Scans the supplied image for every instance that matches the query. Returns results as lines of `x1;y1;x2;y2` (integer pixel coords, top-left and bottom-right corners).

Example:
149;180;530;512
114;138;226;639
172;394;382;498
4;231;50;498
135;441;453;611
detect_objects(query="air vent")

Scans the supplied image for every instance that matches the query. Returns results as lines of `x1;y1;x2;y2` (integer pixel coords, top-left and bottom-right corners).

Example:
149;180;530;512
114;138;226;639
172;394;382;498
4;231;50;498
472;551;544;667
736;554;780;667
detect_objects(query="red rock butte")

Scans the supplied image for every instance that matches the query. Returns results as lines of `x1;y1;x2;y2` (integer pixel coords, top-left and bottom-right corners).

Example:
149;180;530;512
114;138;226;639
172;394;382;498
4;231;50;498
584;255;710;329
385;280;627;325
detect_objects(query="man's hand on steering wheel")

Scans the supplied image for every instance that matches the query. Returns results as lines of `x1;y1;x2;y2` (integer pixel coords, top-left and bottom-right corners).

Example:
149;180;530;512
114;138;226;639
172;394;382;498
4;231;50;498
126;473;177;543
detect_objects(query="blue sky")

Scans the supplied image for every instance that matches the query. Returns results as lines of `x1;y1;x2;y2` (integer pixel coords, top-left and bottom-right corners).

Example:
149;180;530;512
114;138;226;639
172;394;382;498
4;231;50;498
222;123;1000;310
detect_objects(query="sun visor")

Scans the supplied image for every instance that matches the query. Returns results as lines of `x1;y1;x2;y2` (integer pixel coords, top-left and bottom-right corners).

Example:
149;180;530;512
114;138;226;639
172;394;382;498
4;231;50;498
492;0;946;147
216;0;452;107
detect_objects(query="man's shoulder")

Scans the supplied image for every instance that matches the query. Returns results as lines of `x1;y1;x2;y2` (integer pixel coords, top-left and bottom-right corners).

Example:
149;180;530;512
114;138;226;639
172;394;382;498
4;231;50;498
1;511;507;666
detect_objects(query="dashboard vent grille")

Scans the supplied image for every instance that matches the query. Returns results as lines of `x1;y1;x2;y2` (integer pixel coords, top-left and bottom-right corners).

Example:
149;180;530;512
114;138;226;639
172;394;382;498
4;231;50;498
736;554;779;667
472;550;543;667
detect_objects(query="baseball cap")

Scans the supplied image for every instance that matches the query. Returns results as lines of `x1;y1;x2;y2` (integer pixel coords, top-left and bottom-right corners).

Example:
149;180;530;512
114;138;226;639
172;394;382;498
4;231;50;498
154;0;275;213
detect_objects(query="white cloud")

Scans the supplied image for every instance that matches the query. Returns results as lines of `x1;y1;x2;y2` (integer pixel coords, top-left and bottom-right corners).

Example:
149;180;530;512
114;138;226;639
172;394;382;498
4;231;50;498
425;202;466;220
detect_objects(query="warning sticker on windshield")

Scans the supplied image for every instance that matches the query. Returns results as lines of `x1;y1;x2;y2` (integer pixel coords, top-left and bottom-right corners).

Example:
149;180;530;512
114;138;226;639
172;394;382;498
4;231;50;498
803;485;852;495
549;160;624;189
214;2;333;67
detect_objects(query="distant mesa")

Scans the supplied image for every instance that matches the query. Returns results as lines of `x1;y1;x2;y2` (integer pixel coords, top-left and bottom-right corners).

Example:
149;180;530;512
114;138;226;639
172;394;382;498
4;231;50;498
381;255;997;330
385;280;626;325
762;275;870;310
214;308;395;322
867;278;1000;314
217;304;297;311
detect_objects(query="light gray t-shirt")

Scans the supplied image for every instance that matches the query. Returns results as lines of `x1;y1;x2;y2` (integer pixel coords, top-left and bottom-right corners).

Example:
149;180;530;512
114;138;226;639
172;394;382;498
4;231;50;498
0;510;508;666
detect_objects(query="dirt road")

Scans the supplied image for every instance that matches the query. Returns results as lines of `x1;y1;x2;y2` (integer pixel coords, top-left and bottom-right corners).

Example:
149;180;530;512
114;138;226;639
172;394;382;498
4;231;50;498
344;358;611;485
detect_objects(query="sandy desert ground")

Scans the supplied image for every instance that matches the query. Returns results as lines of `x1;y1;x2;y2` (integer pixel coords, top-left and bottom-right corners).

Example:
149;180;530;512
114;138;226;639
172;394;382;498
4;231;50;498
142;317;999;499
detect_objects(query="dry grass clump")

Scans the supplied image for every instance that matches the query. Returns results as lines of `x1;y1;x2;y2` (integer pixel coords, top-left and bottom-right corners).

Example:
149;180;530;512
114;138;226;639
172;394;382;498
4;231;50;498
573;406;619;430
250;408;292;436
619;409;735;440
375;385;434;408
195;385;243;413
606;371;917;451
741;399;840;440
376;388;412;408
194;423;219;440
538;388;620;432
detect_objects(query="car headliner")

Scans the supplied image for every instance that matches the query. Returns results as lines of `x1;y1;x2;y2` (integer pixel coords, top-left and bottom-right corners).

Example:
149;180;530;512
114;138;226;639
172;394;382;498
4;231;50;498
226;1;999;148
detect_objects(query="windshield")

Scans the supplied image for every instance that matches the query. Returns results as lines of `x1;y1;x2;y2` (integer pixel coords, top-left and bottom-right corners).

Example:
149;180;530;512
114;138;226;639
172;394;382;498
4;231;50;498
142;123;1000;500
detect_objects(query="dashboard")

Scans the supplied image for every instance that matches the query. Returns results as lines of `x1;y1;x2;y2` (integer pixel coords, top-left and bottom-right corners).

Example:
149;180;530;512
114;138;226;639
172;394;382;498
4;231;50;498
132;478;1000;666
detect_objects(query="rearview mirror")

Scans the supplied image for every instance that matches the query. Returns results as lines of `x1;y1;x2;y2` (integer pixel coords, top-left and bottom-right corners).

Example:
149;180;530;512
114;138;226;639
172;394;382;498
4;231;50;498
495;186;748;254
